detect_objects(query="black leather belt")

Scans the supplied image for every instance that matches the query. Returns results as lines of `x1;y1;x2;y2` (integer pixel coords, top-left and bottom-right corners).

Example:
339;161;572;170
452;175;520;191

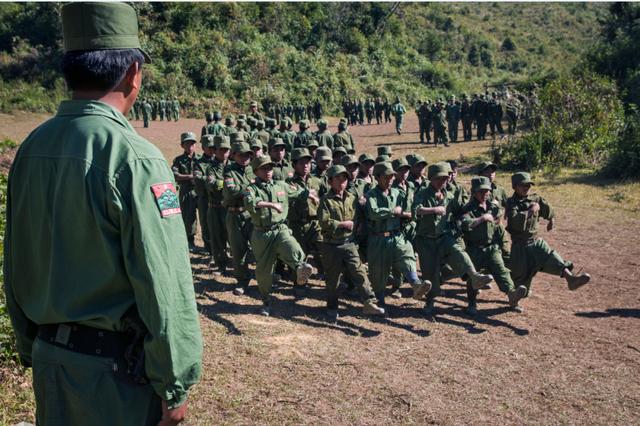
37;323;127;358
370;230;400;238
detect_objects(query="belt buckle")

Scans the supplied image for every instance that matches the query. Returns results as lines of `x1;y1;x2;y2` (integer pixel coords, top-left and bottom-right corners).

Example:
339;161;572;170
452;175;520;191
55;324;72;345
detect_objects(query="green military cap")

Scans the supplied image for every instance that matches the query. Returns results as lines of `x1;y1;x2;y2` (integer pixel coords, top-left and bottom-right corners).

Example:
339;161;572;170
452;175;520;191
265;118;276;126
268;137;286;149
512;172;535;186
441;161;452;173
428;162;450;179
358;153;375;164
333;146;348;156
213;135;231;149
251;156;274;172
377;146;392;156
376;154;390;163
232;141;252;154
406;153;424;166
373;161;395;177
392;158;410;172
201;134;215;148
205;111;213;121
180;132;197;144
213;111;222;120
292;148;312;162
315;147;332;161
61;2;151;63
237;118;246;126
317;118;328;127
256;120;265;128
225;115;235;125
327;165;349;179
279;119;288;127
247;117;257;126
471;176;492;192
250;100;258;107
462;93;468;99
238;113;247;120
307;139;319;149
250;138;264;149
479;161;497;173
230;132;245;143
339;117;348;124
299;119;310;129
340;154;359;167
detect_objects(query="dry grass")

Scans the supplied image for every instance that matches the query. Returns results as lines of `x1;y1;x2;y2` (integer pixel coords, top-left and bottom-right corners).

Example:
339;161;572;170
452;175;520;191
1;112;639;425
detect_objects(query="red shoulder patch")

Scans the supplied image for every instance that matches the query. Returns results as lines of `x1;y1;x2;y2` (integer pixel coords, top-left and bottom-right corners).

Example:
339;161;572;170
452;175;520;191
151;183;181;218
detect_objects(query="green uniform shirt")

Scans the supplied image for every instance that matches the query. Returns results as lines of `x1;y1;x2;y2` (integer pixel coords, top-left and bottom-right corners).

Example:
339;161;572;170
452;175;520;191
172;153;196;193
222;162;255;208
4;100;202;407
333;131;355;152
206;122;226;136
505;192;555;243
489;181;509;215
412;184;461;238
461;198;502;247
193;154;215;197
243;178;303;227
365;186;402;233
204;158;227;205
315;129;333;147
271;160;294;181
287;173;323;222
294;130;315;149
318;189;361;243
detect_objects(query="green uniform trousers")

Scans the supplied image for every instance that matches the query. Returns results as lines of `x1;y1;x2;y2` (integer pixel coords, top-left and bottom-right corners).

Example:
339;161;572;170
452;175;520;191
466;244;516;304
415;233;475;302
509;238;573;295
197;196;210;249
226;210;253;286
321;241;377;310
368;232;417;294
290;220;323;273
179;189;197;241
251;223;306;302
207;204;229;269
395;115;404;132
32;339;161;426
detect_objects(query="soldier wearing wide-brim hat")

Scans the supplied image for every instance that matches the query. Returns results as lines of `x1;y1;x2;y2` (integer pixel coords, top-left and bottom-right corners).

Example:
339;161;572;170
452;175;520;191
412;162;494;316
318;165;385;322
365;162;431;308
459;176;528;315
244;153;314;315
505;172;591;304
5;2;202;424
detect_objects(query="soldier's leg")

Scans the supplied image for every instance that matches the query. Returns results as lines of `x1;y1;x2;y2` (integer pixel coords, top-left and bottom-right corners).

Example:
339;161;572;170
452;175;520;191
208;206;229;271
509;242;535;295
533;239;573;277
252;230;278;302
321;243;342;310
226;213;251;290
274;226;310;289
495;224;511;264
197;198;210;251
32;339;162;425
415;237;441;307
367;236;392;306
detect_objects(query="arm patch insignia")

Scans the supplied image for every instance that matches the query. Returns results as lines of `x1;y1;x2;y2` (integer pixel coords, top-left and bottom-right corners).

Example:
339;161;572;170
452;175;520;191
151;183;181;217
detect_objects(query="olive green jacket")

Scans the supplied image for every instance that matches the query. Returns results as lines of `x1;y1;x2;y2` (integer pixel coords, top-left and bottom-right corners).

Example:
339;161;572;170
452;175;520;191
4;100;202;408
243;178;304;228
505;192;554;243
461;198;502;247
318;189;362;243
222;162;255;208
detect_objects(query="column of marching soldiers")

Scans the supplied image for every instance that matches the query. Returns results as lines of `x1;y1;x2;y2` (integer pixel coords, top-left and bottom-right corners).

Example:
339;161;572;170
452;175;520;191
170;98;590;320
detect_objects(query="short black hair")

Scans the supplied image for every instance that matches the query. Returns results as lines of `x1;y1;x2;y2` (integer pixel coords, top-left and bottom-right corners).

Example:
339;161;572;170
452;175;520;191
62;48;145;91
446;159;458;170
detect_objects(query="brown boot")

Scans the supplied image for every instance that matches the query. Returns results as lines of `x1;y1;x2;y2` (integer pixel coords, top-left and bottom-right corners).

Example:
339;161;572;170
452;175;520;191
508;285;528;308
412;280;432;300
469;270;494;290
362;300;385;316
566;272;591;291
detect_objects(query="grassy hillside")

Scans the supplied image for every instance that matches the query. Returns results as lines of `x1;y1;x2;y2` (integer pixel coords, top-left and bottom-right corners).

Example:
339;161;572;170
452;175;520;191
0;2;605;114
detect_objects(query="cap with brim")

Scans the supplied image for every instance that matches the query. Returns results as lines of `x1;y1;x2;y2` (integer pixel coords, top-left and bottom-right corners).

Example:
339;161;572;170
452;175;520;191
180;132;197;144
377;146;392;156
213;135;231;149
252;156;274;172
392;158;410;172
358;153;375;164
292;148;312;162
373;162;395;177
340;155;360;167
201;134;215;148
230;132;245;143
250;101;258;107
232;142;253;154
299;120;309;129
316;150;332;161
307;140;319;148
317;119;327;126
333;146;348;155
407;154;427;167
479;161;497;173
440;161;452;174
327;165;349;179
279;119;288;127
238;114;247;120
62;2;152;63
250;139;264;149
268;138;286;149
376;155;390;163
428;163;450;179
511;172;535;186
471;176;492;192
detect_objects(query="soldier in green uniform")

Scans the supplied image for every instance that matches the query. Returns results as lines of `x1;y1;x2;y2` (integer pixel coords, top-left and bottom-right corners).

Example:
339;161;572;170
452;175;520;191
268;137;294;181
205;135;231;274
391;96;407;135
357;153;376;187
446;96;461;143
223;140;255;295
250;137;265;158
4;3;202;424
460;176;528;315
445;160;469;206
207;111;225;136
287;148;324;277
505;172;591;301
244;156;314;315
479;161;510;265
412;162;494;316
461;94;473;141
255;119;270;146
333;118;356;153
194;135;217;253
294;119;314;148
505;96;520;135
142;98;151;128
318;165;385;321
159;96;166;121
172;97;180;121
433;100;449;147
366;162;432;309
172;132;199;250
202;111;213;136
265;117;278;137
223;115;237;136
315;119;333;147
277;118;296;160
407;154;428;188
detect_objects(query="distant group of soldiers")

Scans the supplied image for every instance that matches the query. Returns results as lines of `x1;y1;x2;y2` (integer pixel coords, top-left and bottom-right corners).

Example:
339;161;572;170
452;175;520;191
262;100;324;124
129;96;182;126
341;97;396;126
170;101;590;320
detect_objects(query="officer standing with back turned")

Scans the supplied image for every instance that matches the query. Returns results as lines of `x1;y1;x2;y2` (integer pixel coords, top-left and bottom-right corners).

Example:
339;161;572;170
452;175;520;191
4;2;202;425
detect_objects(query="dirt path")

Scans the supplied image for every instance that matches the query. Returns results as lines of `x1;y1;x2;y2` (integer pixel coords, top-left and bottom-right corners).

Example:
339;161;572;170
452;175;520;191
1;111;639;424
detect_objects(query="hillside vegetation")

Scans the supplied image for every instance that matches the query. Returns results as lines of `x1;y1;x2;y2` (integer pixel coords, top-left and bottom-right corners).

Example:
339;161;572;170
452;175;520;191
0;2;605;114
